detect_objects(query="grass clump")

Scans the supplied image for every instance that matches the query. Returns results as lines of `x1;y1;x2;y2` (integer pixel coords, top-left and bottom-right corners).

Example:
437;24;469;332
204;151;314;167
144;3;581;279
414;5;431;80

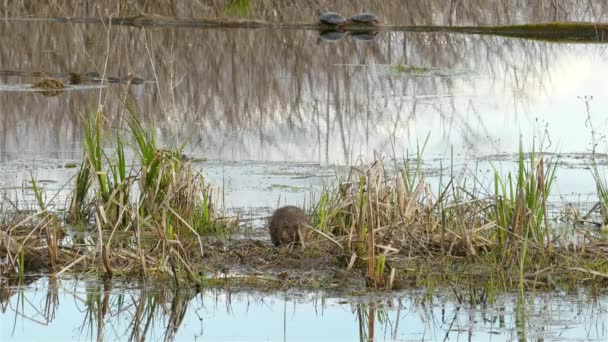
59;107;232;282
32;77;65;90
390;64;432;75
1;105;233;286
490;141;557;261
68;108;229;234
308;141;607;290
31;77;66;97
5;103;608;294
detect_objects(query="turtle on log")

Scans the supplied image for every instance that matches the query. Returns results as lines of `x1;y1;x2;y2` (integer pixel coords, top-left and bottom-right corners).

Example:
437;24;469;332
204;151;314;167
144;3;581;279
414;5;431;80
349;13;380;25
318;11;347;26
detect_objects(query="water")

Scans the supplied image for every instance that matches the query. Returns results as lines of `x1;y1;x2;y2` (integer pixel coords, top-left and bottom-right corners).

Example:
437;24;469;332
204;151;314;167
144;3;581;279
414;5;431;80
2;1;608;340
2;7;608;163
1;277;607;341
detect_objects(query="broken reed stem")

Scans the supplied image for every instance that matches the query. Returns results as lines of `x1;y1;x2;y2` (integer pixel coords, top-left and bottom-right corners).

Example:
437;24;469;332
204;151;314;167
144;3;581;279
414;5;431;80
136;214;147;277
53;253;88;278
165;205;205;259
538;157;553;255
95;211;113;278
303;224;343;249
42;214;58;268
356;176;366;265
367;172;376;283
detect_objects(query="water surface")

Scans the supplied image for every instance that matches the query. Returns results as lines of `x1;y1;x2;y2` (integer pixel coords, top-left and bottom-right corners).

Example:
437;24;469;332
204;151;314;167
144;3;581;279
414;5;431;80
1;277;607;341
3;2;608;341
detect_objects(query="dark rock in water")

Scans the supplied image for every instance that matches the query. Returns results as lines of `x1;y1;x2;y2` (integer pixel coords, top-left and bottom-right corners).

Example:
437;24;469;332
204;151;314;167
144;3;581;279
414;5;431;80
84;71;101;79
129;77;145;85
269;206;310;246
350;31;379;42
68;72;83;85
32;77;66;97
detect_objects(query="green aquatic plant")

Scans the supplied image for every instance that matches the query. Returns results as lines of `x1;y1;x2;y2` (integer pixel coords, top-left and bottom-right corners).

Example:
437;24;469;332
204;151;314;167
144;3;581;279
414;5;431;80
68;160;91;223
490;141;557;262
31;77;66;97
32;77;65;90
73;109;129;226
390;63;432;75
307;136;566;289
225;0;251;18
58;103;234;281
30;176;45;212
192;185;230;238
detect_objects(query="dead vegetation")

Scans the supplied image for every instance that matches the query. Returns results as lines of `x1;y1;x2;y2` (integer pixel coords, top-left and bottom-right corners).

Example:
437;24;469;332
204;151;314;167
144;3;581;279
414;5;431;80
1;112;608;293
31;77;66;97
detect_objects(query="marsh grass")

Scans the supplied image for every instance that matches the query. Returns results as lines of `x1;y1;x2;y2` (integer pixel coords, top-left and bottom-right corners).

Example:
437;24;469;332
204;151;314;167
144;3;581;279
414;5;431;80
224;0;251;18
582;97;608;226
31;77;65;90
0;107;234;284
306;142;607;289
3;111;608;292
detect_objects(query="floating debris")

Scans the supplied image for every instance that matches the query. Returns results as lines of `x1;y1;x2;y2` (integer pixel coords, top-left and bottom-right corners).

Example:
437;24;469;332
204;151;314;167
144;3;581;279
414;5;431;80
68;72;83;85
32;77;65;89
31;77;66;97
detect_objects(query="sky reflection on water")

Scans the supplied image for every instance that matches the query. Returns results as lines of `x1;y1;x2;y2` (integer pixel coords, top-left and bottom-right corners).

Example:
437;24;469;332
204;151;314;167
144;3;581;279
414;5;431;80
1;277;607;341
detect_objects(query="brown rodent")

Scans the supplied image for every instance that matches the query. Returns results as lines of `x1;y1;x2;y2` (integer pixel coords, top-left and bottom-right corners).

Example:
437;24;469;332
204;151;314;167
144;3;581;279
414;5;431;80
269;206;310;246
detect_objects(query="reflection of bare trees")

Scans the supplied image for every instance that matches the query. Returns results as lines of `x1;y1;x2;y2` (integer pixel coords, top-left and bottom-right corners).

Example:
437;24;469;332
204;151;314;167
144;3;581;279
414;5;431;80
1;282;607;340
0;1;601;163
4;1;608;24
0;277;199;341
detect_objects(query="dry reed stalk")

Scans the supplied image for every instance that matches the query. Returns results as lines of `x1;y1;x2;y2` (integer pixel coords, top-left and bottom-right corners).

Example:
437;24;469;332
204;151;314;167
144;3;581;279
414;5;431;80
53;254;88;278
2;212;48;269
347;252;357;271
170;248;195;282
388;268;395;289
569;267;608;279
537;157;553;255
136;214;147;276
375;244;399;254
303;224;343;249
107;202;131;245
367;172;376;282
95;211;113;278
165;205;205;259
42;214;59;268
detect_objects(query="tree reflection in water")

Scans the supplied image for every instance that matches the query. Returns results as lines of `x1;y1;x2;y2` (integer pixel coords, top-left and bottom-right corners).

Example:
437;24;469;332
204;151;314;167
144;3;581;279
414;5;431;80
1;277;607;341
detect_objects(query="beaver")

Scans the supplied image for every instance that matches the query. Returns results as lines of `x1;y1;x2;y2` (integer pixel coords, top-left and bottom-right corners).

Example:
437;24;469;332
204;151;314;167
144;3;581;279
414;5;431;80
269;206;310;247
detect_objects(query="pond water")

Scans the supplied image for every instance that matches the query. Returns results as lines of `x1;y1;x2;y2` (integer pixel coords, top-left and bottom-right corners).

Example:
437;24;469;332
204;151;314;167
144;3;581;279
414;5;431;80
1;277;607;341
2;1;608;340
2;2;608;164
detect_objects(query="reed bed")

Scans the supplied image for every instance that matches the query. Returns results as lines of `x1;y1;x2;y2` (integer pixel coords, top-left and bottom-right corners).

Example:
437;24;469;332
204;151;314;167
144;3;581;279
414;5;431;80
1;108;233;285
308;145;608;290
2;113;608;292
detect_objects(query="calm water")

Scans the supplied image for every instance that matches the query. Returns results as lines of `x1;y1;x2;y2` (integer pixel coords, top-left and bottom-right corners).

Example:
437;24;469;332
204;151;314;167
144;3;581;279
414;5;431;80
2;1;608;340
1;277;607;341
1;2;608;164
